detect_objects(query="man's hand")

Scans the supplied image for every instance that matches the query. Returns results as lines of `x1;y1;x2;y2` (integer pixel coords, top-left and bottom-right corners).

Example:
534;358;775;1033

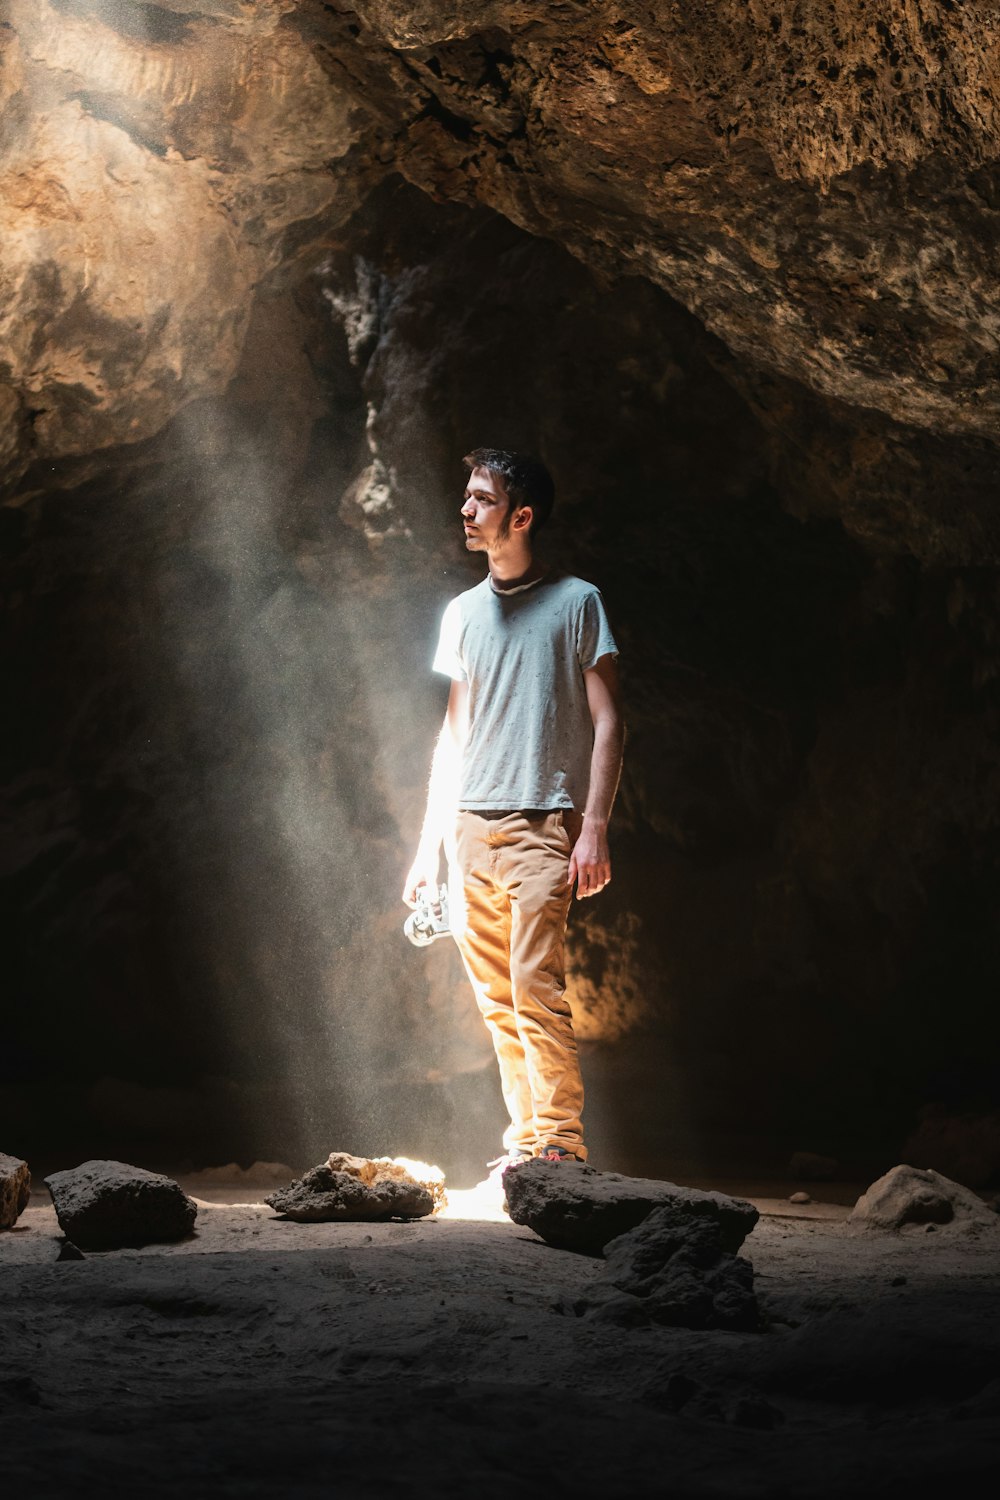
568;817;611;900
402;851;441;909
571;654;622;900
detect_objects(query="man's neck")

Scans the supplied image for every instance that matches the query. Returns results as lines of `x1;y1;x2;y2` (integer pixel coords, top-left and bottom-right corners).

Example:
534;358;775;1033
488;544;544;591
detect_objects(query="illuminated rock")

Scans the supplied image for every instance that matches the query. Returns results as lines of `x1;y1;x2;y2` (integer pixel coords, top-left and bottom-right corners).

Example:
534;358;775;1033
0;0;360;489
0;1153;31;1230
849;1164;998;1232
326;1153;447;1212
43;1160;197;1249
3;3;1000;553
503;1161;757;1257
297;0;1000;499
265;1156;438;1222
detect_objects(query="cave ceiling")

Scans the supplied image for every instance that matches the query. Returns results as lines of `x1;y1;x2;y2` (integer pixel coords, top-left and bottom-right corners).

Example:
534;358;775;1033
1;0;999;557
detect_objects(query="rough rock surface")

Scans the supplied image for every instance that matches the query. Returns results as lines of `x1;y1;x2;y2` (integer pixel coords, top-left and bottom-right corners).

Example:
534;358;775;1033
503;1162;758;1256
569;1204;759;1331
850;1164;999;1232
2;3;1000;555
43;1160;197;1249
0;1153;31;1229
265;1158;435;1222
326;1151;446;1211
0;0;362;489
288;2;1000;440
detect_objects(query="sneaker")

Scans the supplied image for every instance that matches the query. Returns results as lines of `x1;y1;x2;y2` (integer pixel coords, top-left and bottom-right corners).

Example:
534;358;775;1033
479;1149;532;1191
535;1145;586;1164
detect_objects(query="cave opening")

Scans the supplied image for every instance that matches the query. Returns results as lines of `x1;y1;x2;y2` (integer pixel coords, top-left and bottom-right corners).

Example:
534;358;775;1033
4;174;999;1192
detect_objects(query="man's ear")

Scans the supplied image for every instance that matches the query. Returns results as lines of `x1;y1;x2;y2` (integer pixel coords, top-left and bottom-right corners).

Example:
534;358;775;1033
512;503;534;533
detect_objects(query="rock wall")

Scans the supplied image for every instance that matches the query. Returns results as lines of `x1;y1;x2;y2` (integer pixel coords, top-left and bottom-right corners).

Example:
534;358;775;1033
4;4;1000;515
2;4;1000;1180
0;0;361;487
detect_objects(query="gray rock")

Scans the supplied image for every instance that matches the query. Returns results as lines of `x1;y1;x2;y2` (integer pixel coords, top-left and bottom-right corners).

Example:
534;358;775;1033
44;1160;197;1250
0;1153;31;1229
850;1163;998;1232
569;1206;759;1331
609;1206;758;1331
789;1191;812;1205
265;1163;433;1222
503;1161;758;1256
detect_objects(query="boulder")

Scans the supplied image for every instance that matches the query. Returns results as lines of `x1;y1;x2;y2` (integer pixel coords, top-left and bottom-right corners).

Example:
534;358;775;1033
44;1161;197;1250
567;1206;759;1331
265;1155;437;1222
503;1162;758;1256
850;1164;998;1232
0;1153;31;1229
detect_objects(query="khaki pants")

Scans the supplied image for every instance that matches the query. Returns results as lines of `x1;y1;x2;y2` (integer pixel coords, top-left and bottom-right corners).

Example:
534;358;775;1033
448;809;587;1160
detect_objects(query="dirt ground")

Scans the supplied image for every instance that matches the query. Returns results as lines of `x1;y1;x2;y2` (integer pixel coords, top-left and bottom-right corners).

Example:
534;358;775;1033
2;1176;999;1498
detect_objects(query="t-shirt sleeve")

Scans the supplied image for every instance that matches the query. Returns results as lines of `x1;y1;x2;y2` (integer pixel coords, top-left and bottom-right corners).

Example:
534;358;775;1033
432;597;467;681
577;589;619;671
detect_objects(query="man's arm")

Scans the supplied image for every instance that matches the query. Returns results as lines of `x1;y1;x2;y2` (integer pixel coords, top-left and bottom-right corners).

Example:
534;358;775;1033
568;653;624;900
402;678;469;906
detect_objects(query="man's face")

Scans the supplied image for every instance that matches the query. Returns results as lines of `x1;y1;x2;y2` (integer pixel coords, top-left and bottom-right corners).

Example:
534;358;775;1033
461;466;520;550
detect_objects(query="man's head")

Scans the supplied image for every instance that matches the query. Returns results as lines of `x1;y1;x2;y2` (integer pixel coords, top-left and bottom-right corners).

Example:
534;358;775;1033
461;448;555;545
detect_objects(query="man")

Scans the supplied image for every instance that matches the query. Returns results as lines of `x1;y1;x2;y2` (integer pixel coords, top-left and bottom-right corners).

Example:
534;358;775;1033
402;448;623;1187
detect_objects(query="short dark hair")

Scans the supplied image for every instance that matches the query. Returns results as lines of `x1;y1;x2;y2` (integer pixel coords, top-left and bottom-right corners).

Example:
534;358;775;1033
462;447;556;535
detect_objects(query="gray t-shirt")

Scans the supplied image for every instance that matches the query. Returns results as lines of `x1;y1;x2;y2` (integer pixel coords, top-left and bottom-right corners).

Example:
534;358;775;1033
432;571;619;811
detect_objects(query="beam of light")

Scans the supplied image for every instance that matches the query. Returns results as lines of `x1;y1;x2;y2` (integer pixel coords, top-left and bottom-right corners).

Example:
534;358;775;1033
163;401;382;1165
436;1182;510;1223
154;390;490;1176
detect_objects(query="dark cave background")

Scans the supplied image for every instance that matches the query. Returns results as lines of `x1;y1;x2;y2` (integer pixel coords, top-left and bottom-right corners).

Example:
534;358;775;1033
3;180;1000;1188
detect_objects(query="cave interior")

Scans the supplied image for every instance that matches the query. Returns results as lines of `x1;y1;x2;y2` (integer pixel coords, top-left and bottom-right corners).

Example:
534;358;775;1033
2;4;1000;1492
4;0;1000;1190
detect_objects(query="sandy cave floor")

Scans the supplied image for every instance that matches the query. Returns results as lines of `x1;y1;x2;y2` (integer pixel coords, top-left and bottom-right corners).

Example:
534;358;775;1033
2;1181;999;1498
